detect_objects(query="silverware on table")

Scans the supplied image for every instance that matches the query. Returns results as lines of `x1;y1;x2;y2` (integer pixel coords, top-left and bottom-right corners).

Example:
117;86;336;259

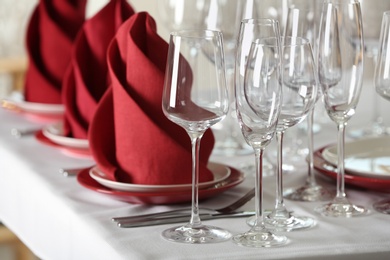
59;167;90;177
112;188;255;223
11;127;40;138
117;211;255;228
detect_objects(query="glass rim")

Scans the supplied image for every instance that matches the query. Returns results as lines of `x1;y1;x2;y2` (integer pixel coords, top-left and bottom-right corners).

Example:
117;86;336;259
323;0;360;4
281;36;310;46
241;18;279;26
253;36;311;47
169;29;223;39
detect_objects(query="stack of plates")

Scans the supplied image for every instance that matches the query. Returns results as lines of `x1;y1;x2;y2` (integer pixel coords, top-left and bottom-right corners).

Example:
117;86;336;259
36;122;91;158
1;98;64;122
77;162;245;205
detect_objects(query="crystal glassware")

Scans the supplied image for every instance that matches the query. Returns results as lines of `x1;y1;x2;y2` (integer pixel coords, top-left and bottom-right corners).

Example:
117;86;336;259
262;36;317;231
203;0;252;156
373;10;390;215
282;1;333;202
315;0;368;217
235;15;283;177
233;20;288;248
157;0;205;33
161;29;231;243
348;0;390;138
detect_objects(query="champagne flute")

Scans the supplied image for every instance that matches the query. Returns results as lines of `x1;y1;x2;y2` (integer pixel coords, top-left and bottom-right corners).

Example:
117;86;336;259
208;0;286;157
373;10;390;215
315;0;368;217
235;18;287;230
234;14;282;177
348;0;390;138
157;0;206;32
161;29;231;243
282;2;333;202
263;36;317;231
203;0;252;156
233;24;288;248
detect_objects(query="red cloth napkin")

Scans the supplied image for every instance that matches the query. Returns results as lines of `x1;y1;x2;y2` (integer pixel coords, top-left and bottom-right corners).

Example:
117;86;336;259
62;0;135;139
89;12;215;185
24;0;86;104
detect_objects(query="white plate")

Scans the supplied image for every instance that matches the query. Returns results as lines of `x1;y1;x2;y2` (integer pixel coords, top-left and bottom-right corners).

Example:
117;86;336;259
89;162;231;192
1;98;64;114
322;137;390;179
42;122;89;149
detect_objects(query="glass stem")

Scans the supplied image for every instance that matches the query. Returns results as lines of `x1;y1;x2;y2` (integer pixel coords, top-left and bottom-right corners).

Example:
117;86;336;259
189;132;204;227
275;130;288;214
371;54;384;132
336;123;347;199
372;94;383;127
254;147;265;228
307;108;316;186
226;67;239;142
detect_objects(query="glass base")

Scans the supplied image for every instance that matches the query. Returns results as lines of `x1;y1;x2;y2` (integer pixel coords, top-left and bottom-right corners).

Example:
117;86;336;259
162;224;232;244
283;184;334;202
233;227;288;248
314;198;368;217
373;199;390;214
247;212;316;232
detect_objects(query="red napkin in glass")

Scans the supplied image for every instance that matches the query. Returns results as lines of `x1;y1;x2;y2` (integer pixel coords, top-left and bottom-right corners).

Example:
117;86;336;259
62;0;135;139
24;0;86;104
88;12;215;185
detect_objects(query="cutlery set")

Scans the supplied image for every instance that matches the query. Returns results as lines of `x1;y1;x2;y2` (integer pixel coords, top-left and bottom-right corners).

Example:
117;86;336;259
112;188;256;227
11;127;40;139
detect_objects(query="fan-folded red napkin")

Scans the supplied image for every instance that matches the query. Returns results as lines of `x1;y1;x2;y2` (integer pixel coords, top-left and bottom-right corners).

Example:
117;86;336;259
24;0;86;104
62;0;135;139
88;12;215;185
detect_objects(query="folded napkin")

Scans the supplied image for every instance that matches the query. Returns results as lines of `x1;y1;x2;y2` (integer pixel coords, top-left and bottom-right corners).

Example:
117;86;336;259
24;0;86;104
89;12;215;185
62;0;135;139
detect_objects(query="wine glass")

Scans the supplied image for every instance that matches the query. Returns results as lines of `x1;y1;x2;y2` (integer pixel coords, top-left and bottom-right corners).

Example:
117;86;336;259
282;2;333;202
232;2;283;175
203;0;252;156
235;18;283;228
348;0;390;138
207;0;286;157
157;0;206;40
161;29;231;243
373;10;390;215
315;0;368;217
261;36;317;231
233;22;288;248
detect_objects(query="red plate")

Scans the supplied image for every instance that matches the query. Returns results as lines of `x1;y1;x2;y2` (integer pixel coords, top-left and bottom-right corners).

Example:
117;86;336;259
77;166;245;205
314;146;390;193
35;130;92;159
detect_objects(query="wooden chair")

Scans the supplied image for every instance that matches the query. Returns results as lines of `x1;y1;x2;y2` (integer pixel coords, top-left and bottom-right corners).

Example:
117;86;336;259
0;56;27;92
0;224;37;260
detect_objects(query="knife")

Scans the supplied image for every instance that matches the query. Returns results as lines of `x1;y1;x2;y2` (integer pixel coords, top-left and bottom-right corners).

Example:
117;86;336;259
116;211;255;228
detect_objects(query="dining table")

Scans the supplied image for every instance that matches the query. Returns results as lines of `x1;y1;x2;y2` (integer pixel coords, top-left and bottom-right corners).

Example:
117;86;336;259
1;56;390;260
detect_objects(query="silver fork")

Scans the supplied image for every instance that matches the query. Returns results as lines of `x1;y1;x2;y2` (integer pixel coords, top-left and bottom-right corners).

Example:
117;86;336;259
112;187;255;223
59;167;92;177
11;127;40;138
59;167;82;177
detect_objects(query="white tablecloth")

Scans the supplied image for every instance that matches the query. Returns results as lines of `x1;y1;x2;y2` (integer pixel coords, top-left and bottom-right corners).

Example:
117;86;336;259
1;64;390;259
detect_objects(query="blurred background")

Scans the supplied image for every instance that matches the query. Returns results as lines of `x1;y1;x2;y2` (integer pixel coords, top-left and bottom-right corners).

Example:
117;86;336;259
1;0;389;259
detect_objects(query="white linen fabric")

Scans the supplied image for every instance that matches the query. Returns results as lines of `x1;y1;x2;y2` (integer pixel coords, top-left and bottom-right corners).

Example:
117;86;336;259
1;67;390;259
